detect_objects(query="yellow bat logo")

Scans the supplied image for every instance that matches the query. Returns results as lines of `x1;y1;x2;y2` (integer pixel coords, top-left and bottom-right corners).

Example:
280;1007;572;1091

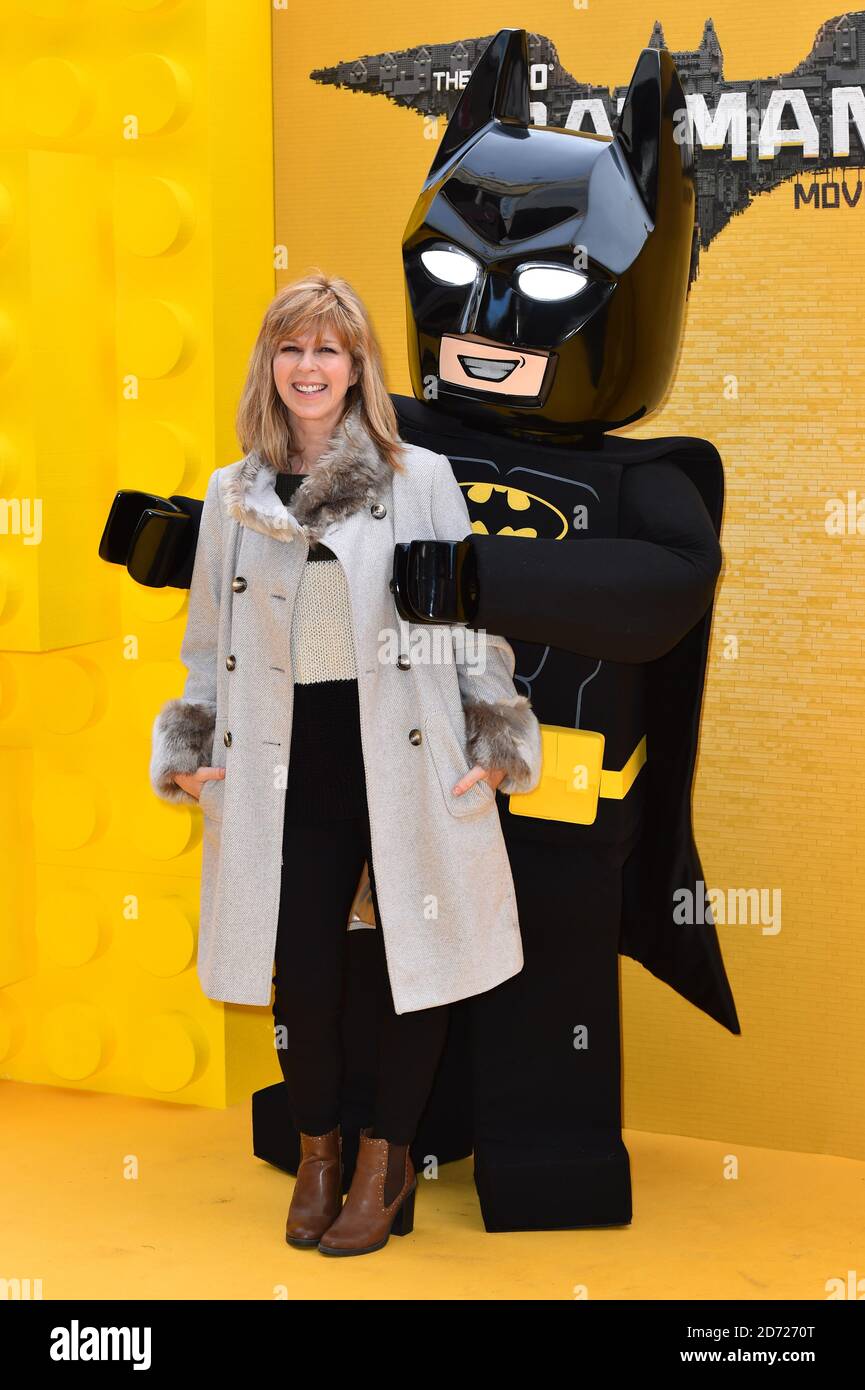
462;481;569;540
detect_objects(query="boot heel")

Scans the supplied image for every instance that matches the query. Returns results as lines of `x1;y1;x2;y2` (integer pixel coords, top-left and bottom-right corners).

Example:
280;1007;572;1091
391;1182;416;1237
317;1130;417;1255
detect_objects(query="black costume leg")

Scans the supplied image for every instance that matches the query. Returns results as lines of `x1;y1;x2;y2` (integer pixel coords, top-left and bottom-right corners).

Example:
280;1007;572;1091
469;832;632;1231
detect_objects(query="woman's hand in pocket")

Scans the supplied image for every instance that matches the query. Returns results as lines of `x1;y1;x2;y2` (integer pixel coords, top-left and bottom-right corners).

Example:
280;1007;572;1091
451;764;506;797
174;766;226;801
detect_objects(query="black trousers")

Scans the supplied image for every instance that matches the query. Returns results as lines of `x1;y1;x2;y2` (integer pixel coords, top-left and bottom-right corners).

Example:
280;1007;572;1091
271;804;450;1145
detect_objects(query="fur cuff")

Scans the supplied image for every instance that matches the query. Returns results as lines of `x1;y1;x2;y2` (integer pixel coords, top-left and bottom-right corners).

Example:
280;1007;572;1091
150;698;216;806
463;695;543;795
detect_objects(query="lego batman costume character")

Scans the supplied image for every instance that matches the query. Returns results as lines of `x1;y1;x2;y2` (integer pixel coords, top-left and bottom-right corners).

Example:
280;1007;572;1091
101;29;739;1231
385;31;740;1227
390;396;733;1227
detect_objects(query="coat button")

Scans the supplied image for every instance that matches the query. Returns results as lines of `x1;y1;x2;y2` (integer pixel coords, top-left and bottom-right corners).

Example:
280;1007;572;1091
224;731;232;747
409;728;422;745
370;502;386;518
397;655;411;670
226;655;236;671
232;576;247;593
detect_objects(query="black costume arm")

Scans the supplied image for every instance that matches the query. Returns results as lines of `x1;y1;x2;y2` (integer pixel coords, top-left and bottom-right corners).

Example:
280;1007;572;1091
469;460;722;663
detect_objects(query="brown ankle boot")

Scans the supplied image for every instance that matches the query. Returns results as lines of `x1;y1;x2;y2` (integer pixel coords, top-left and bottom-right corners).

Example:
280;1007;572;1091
317;1125;416;1256
285;1125;343;1248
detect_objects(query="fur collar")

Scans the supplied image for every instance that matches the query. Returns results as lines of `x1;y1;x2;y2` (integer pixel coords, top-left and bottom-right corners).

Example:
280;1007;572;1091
223;400;395;545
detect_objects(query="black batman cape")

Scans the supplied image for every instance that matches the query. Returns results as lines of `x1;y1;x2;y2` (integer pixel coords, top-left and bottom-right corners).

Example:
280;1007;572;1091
392;393;740;1037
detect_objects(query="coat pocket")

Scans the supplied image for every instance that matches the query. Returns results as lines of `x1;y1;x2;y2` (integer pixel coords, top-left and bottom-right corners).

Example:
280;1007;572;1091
198;776;226;820
424;712;496;818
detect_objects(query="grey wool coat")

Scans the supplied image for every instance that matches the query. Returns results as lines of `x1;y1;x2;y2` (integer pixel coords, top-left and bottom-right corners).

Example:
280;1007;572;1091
149;402;543;1013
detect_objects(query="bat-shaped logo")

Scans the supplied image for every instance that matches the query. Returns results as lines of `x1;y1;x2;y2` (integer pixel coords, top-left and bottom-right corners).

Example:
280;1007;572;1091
460;480;569;541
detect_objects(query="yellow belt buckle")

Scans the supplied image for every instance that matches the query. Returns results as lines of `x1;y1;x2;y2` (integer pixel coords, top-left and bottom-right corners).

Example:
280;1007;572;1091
508;726;648;826
509;725;605;825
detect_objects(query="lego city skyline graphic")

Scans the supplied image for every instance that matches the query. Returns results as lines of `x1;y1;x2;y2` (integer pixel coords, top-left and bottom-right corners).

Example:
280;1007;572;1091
310;12;865;280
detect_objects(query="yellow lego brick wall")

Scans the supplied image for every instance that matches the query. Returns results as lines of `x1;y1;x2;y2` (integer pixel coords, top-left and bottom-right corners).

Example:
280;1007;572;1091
0;1;280;1105
271;1;865;1158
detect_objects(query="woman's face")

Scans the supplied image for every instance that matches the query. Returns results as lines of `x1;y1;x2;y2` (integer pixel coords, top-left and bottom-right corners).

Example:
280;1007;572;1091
272;328;359;428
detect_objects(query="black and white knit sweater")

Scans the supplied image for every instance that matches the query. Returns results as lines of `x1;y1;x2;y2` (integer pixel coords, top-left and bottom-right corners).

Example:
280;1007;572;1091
275;470;368;821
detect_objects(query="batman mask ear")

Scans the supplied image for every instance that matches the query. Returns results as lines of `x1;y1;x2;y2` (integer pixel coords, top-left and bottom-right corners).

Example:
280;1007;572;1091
614;46;691;223
424;27;530;186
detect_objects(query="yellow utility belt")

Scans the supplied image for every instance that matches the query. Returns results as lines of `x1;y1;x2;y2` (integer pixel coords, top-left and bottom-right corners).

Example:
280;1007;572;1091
508;726;647;826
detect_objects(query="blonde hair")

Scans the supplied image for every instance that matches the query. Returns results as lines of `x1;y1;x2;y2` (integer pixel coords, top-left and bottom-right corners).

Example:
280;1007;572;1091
235;270;407;474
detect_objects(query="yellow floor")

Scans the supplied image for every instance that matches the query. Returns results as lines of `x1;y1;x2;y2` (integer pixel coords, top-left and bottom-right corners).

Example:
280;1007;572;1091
3;1080;861;1300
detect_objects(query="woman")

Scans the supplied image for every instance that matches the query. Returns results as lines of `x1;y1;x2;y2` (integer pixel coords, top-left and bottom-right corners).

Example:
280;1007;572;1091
149;271;543;1256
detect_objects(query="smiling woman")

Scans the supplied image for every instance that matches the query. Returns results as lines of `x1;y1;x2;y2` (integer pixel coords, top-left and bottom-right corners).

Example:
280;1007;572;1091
273;332;358;463
149;268;542;1257
235;269;407;480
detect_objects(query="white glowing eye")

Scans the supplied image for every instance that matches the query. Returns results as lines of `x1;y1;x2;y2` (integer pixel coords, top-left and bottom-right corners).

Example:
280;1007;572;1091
420;248;479;287
517;266;589;302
